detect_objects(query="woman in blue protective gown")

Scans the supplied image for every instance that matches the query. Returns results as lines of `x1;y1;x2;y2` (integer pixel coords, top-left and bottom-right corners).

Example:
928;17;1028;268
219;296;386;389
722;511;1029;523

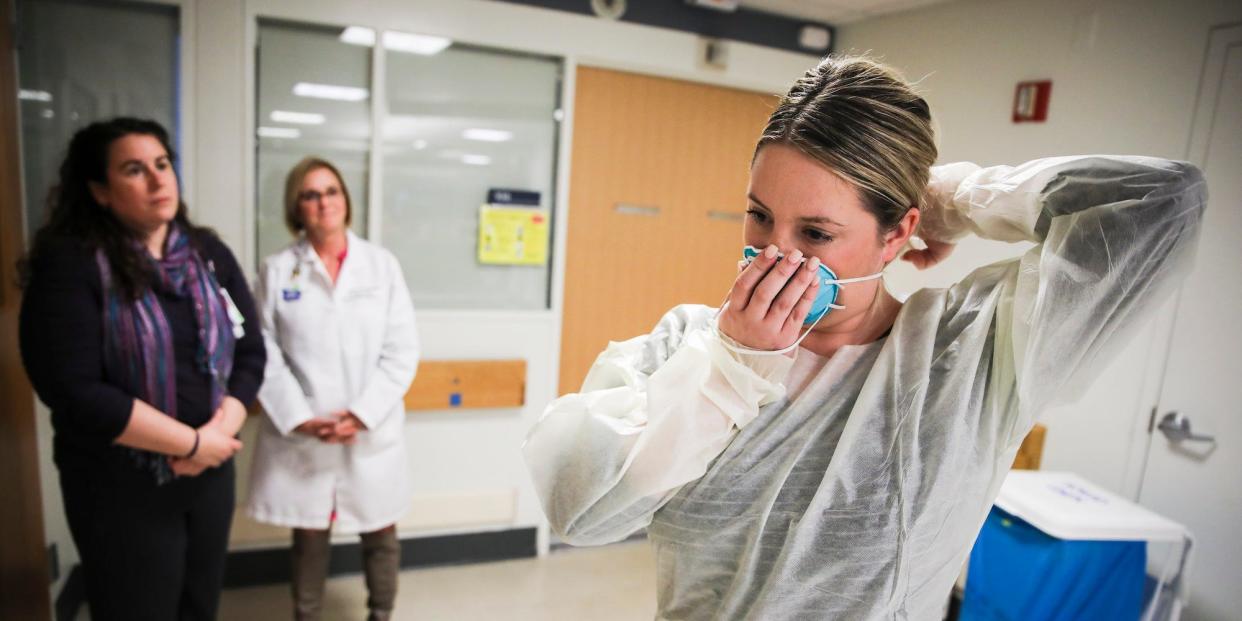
524;55;1206;619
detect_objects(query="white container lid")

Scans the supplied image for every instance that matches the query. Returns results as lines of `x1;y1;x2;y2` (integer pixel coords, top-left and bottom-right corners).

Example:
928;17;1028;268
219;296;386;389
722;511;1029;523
994;471;1187;542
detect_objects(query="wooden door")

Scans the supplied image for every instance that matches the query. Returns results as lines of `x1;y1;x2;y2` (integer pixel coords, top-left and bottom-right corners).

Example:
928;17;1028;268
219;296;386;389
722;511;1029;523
0;1;53;618
559;67;774;394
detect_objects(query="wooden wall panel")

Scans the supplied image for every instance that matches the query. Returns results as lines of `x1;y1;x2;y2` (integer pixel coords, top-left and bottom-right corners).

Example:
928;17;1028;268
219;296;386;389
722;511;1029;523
404;360;526;411
1012;424;1047;471
0;1;53;617
560;67;775;394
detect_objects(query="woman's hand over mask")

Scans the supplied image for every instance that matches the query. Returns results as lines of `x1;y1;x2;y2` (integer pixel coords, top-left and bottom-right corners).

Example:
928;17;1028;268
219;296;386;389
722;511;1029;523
718;244;820;352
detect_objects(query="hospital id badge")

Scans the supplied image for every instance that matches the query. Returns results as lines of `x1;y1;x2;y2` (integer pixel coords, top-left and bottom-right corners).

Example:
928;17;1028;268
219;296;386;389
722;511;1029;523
219;288;246;338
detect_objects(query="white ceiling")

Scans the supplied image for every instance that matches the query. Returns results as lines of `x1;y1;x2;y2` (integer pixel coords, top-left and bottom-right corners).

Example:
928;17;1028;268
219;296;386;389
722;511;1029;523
740;0;962;25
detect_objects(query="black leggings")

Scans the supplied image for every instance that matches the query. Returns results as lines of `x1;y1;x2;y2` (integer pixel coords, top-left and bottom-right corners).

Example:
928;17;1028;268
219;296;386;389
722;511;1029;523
59;453;235;621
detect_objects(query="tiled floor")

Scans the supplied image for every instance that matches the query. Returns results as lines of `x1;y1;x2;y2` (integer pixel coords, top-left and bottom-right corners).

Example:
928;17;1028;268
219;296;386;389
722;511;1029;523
218;540;657;620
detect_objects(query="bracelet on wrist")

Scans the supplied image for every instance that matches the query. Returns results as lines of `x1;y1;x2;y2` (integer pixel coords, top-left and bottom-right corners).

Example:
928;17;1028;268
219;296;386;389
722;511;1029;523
185;430;200;459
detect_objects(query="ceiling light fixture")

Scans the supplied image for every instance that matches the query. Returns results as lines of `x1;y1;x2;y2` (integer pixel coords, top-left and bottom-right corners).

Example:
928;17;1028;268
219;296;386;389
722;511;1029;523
463;128;512;142
258;126;302;139
18;89;53;102
339;26;376;46
293;82;369;102
340;26;451;55
383;31;451;55
270;110;326;125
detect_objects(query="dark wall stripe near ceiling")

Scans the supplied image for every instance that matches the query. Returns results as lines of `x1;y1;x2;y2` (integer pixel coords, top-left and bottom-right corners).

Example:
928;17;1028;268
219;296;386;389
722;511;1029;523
488;0;833;56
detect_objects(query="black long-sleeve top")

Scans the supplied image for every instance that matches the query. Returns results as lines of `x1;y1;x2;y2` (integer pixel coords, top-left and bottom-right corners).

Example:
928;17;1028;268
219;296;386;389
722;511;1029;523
19;232;266;468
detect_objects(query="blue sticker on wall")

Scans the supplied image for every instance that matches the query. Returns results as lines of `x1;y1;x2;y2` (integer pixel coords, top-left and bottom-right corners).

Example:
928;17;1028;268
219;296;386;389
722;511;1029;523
449;393;462;407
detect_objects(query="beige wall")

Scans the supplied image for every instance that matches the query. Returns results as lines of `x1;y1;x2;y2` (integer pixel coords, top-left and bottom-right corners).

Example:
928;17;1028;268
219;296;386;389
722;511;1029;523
839;0;1242;496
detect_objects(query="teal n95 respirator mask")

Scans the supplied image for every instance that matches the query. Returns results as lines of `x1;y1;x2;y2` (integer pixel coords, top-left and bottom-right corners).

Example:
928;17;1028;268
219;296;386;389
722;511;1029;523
715;246;883;356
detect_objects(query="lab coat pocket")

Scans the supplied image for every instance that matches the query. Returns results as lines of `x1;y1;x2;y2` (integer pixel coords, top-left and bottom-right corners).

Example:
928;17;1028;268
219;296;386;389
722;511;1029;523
358;409;404;451
252;419;328;482
283;432;332;478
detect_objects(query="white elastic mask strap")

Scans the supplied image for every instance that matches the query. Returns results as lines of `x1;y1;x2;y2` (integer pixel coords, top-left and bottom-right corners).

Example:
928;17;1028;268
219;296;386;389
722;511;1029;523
824;271;884;310
826;271;885;286
711;269;884;356
713;300;830;357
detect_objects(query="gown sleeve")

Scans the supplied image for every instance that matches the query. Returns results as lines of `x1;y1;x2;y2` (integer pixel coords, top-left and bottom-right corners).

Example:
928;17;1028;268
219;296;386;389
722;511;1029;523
921;155;1207;444
523;305;794;545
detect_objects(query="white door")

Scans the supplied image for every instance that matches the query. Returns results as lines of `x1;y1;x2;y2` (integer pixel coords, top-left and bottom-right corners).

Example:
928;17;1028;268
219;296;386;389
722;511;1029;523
1137;24;1242;621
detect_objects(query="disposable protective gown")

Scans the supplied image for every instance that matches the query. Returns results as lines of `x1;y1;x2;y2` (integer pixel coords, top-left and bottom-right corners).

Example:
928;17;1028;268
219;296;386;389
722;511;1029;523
524;156;1207;620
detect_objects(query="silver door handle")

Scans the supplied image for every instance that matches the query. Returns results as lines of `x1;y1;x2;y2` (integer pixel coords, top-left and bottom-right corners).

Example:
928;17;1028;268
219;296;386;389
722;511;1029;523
1157;412;1216;443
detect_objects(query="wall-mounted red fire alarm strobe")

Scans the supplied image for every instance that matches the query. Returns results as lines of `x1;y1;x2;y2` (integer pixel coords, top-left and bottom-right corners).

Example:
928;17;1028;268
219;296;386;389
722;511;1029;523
1013;80;1052;123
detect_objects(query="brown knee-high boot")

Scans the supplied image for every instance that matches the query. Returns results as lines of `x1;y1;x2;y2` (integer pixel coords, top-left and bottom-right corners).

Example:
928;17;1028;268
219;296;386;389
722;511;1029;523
291;528;332;621
360;525;400;621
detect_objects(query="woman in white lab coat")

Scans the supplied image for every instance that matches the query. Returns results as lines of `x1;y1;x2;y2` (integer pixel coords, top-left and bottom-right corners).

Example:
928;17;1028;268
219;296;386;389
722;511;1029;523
245;156;419;621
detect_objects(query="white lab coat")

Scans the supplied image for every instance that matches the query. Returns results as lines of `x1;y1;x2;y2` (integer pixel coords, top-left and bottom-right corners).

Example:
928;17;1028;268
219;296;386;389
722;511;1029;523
246;230;419;533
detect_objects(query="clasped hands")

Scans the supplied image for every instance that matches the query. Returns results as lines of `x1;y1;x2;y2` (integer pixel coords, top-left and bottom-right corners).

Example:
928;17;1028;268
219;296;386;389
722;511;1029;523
169;395;247;478
292;410;366;445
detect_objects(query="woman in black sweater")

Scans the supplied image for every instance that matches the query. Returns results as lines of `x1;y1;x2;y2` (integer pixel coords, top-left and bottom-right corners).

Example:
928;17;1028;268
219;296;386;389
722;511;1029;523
19;118;265;620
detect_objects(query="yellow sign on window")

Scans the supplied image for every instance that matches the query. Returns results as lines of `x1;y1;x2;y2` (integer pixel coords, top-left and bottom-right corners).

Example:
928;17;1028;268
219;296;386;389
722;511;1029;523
478;205;550;265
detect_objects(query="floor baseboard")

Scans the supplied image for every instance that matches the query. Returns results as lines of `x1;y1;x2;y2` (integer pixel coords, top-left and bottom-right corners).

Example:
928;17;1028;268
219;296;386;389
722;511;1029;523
224;527;538;588
56;527;538;618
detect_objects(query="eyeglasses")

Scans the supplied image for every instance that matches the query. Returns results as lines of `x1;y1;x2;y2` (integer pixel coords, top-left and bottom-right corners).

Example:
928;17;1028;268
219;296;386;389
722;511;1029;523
298;186;342;203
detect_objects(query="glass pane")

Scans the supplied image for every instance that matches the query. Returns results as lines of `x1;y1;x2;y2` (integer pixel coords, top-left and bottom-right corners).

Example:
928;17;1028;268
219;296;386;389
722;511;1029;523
255;20;372;265
382;38;561;310
16;0;179;240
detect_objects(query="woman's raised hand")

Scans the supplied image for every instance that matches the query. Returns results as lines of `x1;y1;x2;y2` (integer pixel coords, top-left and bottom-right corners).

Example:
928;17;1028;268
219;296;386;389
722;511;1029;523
904;162;979;270
717;244;820;352
901;237;956;270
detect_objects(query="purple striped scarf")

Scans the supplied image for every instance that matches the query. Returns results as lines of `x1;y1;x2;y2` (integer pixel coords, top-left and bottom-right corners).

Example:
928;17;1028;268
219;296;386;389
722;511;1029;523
96;223;235;484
